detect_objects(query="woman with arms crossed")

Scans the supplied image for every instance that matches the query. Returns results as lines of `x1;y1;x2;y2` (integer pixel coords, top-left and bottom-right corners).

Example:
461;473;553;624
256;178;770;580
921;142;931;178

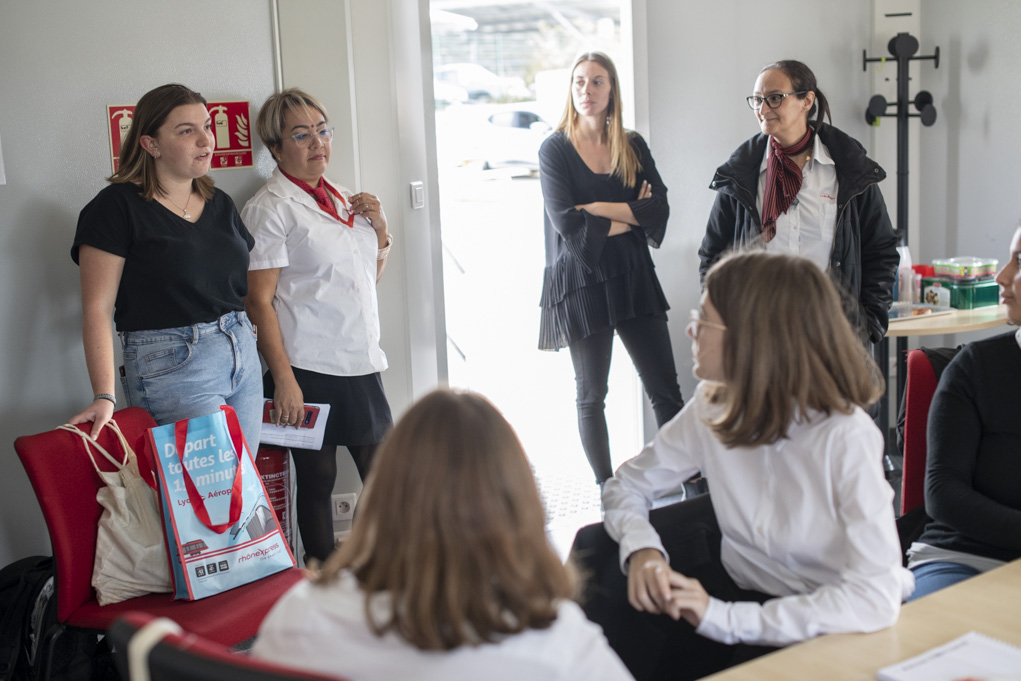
699;60;899;344
906;224;1021;599
243;88;393;563
539;51;684;485
70;84;262;446
578;251;912;680
254;389;633;681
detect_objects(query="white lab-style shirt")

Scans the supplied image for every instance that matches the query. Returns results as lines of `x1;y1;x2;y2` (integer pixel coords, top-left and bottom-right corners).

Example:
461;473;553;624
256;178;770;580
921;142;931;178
252;572;634;681
756;133;839;273
602;385;914;647
243;168;387;376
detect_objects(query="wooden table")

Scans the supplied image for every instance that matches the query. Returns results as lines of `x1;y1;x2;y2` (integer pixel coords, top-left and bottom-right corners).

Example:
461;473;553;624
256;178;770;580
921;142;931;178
885;304;1008;337
702;559;1021;681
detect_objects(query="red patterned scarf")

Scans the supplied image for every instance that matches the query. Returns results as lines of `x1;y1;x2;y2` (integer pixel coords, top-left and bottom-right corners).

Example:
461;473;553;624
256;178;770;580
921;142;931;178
761;129;813;242
279;169;354;228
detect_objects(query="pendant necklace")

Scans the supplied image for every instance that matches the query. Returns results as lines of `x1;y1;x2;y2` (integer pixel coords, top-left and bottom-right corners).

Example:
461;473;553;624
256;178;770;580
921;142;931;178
164;192;193;220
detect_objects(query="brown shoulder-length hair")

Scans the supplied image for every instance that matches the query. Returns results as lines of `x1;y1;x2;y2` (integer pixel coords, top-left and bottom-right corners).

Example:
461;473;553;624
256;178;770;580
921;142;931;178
556;51;641;188
760;60;832;135
108;84;214;201
702;251;883;448
316;389;577;651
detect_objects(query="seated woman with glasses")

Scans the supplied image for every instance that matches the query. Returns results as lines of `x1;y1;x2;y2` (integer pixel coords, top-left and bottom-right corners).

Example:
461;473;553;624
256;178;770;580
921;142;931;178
253;389;634;681
243;88;394;564
906;224;1021;600
699;60;899;345
572;251;913;681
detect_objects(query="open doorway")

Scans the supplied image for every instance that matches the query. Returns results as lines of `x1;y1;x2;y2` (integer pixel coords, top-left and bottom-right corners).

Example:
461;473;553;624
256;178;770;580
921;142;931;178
430;0;636;553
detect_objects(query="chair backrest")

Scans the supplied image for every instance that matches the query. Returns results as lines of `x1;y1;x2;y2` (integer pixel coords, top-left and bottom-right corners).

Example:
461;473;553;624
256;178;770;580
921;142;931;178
901;350;939;514
14;407;158;622
109;612;349;681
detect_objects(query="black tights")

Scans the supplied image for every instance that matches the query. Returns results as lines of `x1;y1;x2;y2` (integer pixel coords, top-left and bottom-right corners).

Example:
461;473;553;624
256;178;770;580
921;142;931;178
290;443;378;562
570;495;777;681
568;315;684;483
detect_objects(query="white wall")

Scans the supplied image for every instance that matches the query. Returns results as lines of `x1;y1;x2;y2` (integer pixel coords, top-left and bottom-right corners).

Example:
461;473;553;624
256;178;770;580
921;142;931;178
642;0;876;399
918;0;1021;265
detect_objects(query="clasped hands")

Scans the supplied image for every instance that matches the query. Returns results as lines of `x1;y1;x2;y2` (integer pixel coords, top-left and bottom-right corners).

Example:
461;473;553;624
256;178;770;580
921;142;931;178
627;548;709;628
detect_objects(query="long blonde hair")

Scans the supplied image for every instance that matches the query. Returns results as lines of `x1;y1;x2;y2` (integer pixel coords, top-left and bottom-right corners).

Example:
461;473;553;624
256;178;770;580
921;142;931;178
108;84;214;201
702;251;883;447
316;389;576;651
556;51;641;187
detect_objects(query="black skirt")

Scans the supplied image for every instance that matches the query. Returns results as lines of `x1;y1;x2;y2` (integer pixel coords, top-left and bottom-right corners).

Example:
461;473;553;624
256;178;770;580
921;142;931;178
264;367;393;448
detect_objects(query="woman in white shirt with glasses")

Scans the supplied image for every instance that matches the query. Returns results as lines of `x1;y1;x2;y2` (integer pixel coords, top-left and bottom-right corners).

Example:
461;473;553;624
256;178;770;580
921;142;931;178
243;88;394;564
575;251;912;681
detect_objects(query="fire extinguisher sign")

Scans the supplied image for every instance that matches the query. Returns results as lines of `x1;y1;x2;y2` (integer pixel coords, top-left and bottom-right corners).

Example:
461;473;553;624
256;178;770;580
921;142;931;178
107;100;254;173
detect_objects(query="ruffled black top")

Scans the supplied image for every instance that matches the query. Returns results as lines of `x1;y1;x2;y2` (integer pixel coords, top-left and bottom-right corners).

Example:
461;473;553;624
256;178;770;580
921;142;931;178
538;131;670;350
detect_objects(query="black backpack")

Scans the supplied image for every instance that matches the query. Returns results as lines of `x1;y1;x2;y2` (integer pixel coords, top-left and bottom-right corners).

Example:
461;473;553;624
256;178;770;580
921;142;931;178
0;556;110;681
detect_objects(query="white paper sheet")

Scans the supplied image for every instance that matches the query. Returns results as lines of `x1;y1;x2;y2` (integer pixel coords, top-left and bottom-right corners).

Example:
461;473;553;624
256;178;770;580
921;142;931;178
259;401;331;450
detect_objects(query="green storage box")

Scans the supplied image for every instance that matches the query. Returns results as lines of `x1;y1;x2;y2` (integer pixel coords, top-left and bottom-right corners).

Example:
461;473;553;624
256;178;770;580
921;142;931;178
921;276;999;309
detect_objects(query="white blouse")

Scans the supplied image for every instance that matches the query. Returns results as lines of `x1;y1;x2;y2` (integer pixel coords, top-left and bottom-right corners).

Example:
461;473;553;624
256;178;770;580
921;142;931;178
252;572;634;681
756;133;839;274
243;168;387;377
602;385;914;647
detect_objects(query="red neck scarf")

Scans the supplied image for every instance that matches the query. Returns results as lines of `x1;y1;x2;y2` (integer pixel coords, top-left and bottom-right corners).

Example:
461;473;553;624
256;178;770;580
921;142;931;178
761;129;813;242
279;169;354;228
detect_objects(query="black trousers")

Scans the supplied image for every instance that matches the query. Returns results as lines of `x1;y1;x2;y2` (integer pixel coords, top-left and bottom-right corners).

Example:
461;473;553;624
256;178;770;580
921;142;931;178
569;495;778;681
568;315;684;483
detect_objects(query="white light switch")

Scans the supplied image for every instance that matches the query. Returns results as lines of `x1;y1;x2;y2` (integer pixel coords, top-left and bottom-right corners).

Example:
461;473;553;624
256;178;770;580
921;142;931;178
410;181;425;209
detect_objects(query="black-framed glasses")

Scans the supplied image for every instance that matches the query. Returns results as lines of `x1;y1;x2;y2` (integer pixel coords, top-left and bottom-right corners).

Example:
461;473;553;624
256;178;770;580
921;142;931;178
746;91;807;110
288;127;334;146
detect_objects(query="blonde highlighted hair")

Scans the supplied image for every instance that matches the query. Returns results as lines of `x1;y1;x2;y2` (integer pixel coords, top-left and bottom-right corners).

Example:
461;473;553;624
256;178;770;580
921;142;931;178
254;87;329;157
316;389;577;651
702;251;883;447
556;51;641;187
109;84;214;201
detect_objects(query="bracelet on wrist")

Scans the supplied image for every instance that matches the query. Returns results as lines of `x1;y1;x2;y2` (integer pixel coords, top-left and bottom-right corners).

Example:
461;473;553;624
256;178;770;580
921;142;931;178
94;393;116;405
377;233;394;261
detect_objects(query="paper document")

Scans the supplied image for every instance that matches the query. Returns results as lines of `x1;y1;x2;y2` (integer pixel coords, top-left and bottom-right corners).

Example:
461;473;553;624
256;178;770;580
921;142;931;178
260;401;330;450
876;631;1021;681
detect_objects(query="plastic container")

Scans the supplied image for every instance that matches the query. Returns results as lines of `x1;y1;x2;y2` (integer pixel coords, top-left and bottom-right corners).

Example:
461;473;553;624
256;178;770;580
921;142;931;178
921;276;999;309
922;281;950;307
931;257;998;279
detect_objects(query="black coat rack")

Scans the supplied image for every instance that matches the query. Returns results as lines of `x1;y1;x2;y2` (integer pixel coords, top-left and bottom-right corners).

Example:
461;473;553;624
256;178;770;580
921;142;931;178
863;32;940;246
863;33;940;469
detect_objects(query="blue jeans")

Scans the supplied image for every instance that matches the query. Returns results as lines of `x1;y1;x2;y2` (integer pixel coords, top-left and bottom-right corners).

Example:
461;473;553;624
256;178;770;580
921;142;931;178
120;311;263;452
908;561;981;601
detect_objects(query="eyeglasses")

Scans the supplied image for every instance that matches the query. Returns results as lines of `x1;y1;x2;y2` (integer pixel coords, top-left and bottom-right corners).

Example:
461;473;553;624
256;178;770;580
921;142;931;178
287;127;334;146
746;91;807;110
687;309;727;336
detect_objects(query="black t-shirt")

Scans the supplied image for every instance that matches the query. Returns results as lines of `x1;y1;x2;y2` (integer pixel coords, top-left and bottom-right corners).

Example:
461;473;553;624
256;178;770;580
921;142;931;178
71;183;255;332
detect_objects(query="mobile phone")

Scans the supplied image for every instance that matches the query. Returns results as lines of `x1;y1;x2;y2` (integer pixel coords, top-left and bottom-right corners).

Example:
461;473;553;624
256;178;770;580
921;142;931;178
263;401;320;428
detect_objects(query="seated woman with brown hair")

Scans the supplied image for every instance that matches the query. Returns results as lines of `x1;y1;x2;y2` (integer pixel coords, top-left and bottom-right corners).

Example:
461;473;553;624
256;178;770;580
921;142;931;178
575;250;913;681
253;389;633;681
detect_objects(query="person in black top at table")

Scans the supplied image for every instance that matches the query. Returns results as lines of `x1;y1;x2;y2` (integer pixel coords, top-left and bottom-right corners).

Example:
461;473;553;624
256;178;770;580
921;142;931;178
906;224;1021;599
538;51;684;485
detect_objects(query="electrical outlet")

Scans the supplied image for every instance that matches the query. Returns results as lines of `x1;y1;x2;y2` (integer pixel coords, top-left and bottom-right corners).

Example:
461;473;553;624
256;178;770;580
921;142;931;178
332;492;357;521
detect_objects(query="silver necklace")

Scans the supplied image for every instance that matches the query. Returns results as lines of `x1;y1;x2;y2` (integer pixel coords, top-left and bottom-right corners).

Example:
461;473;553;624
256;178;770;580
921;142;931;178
164;192;193;219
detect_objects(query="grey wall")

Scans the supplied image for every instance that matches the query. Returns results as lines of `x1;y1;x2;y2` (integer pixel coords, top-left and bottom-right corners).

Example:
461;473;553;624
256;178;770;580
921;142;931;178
643;0;876;399
0;1;278;565
918;0;1021;264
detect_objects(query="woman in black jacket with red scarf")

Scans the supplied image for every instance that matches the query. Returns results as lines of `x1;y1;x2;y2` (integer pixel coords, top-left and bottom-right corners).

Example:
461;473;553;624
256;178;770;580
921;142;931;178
698;60;899;344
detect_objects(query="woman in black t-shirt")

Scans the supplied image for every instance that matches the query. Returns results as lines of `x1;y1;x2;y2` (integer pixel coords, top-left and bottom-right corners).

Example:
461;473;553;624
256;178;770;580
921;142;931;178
538;52;683;485
69;84;262;448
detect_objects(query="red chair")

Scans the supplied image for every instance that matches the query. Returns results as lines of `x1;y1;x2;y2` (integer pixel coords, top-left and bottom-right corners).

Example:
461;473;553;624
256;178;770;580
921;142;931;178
901;350;940;514
14;407;303;680
109;611;348;681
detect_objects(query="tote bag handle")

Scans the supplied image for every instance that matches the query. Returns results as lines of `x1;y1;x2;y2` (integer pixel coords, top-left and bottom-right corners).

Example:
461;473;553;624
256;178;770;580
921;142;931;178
174;409;245;534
